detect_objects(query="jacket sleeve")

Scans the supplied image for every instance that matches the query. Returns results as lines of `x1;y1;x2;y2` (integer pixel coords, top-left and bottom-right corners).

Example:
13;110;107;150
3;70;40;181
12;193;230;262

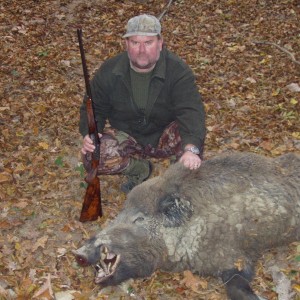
170;63;206;155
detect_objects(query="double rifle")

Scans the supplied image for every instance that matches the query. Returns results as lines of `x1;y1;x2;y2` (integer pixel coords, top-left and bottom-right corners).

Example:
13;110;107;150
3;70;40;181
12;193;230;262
77;28;103;222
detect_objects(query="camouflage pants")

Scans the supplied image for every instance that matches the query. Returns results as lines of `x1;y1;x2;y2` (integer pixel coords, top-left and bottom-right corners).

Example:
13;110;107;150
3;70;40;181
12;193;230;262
82;121;183;175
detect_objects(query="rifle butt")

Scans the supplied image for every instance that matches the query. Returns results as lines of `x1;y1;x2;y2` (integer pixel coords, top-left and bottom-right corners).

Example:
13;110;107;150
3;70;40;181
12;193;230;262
79;177;103;222
85;167;98;184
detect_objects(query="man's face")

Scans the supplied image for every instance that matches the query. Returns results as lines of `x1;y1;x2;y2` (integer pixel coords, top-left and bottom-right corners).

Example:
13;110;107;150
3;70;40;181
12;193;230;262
125;35;163;72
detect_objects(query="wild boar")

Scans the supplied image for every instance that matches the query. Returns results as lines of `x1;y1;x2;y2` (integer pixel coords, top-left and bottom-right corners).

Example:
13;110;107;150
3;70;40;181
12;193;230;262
73;152;300;300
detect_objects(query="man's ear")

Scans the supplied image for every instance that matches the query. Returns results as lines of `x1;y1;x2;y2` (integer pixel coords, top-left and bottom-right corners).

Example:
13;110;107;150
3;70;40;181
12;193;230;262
158;193;193;227
124;38;129;50
158;37;163;51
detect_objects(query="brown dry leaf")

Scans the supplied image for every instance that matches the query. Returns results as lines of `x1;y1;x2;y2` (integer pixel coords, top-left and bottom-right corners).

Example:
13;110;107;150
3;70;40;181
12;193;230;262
259;140;274;151
14;163;26;173
13;200;29;209
0;286;8;298
33;273;54;299
181;270;208;292
229;141;240;150
0;220;12;230
227;44;246;52
32;235;49;252
0;219;23;230
208;292;224;300
38;142;49;150
0;172;13;183
15;277;36;299
1;128;9;139
293;284;300;293
234;259;245;271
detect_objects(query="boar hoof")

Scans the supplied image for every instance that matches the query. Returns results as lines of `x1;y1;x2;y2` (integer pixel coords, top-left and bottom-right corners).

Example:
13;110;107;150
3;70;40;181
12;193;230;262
94;246;120;284
221;268;259;300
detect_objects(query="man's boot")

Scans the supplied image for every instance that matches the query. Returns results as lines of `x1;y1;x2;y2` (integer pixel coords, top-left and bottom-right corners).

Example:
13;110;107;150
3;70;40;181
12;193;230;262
121;158;152;193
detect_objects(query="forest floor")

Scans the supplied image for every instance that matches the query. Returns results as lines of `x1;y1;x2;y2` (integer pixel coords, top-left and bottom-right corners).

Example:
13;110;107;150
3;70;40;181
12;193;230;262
0;0;300;299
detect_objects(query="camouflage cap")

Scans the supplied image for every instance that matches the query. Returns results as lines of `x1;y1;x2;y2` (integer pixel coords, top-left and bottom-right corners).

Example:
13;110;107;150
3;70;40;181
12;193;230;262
123;14;161;38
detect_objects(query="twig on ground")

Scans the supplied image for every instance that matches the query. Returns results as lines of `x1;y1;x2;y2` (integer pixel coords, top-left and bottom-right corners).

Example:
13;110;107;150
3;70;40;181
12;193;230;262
253;40;300;66
157;0;174;21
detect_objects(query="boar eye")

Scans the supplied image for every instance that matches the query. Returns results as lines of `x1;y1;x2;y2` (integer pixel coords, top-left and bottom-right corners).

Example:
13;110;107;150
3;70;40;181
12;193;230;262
133;216;145;224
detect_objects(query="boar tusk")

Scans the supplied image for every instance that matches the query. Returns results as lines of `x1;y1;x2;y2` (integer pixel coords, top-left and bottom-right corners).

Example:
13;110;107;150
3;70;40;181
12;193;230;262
94;246;121;284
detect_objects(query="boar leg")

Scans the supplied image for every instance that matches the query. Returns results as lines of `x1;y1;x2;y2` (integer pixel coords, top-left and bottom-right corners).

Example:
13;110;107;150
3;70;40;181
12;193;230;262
221;268;259;300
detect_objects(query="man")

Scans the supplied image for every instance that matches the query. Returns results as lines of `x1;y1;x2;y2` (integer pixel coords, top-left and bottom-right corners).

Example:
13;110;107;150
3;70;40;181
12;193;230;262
79;14;206;193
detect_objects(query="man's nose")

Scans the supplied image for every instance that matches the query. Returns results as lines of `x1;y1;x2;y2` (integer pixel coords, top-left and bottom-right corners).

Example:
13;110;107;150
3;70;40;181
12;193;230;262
139;43;146;53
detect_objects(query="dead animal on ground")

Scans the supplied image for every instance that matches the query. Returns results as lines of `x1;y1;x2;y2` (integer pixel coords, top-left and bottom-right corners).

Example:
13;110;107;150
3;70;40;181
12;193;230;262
73;151;300;300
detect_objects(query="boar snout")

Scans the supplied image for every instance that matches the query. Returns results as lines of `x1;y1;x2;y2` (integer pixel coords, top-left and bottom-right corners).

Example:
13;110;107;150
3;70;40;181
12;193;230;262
73;245;121;284
73;251;90;267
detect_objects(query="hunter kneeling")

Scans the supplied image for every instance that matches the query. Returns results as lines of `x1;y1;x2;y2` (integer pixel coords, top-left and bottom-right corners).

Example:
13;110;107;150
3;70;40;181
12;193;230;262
79;14;206;193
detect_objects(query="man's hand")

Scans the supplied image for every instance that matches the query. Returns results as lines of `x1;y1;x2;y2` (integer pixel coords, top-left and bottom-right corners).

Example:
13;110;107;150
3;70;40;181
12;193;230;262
81;133;102;155
179;144;202;170
179;151;202;170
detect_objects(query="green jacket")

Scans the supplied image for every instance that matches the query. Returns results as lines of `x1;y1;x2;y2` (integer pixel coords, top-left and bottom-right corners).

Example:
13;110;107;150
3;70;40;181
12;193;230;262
79;48;206;150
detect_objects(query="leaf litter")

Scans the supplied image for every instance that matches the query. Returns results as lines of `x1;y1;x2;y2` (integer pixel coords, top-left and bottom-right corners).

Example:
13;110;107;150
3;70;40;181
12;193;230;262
0;0;299;299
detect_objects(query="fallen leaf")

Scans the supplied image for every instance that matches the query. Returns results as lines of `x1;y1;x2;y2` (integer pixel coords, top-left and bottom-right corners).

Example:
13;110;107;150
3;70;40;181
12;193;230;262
13;200;29;209
32;236;48;252
229;142;240;150
228;44;246;52
0;172;13;183
290;98;298;105
293;284;300;293
181;270;208;292
246;77;257;84
38;142;49;150
234;259;245;271
33;273;54;299
286;83;300;92
0;220;12;229
259;140;274;151
55;290;78;300
56;248;67;257
272;88;281;96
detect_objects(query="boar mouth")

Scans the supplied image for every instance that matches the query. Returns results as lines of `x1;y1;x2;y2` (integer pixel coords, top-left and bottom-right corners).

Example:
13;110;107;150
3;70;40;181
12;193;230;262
94;246;120;284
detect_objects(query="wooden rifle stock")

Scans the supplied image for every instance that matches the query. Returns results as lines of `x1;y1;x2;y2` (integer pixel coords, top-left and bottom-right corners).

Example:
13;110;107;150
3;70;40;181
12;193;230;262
77;28;103;222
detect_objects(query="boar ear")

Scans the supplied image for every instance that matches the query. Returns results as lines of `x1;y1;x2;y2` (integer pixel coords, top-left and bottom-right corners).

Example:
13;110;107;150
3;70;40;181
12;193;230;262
158;193;193;227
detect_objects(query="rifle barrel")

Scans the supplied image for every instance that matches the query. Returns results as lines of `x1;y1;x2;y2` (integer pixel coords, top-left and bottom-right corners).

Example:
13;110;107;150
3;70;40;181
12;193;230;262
77;28;92;99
